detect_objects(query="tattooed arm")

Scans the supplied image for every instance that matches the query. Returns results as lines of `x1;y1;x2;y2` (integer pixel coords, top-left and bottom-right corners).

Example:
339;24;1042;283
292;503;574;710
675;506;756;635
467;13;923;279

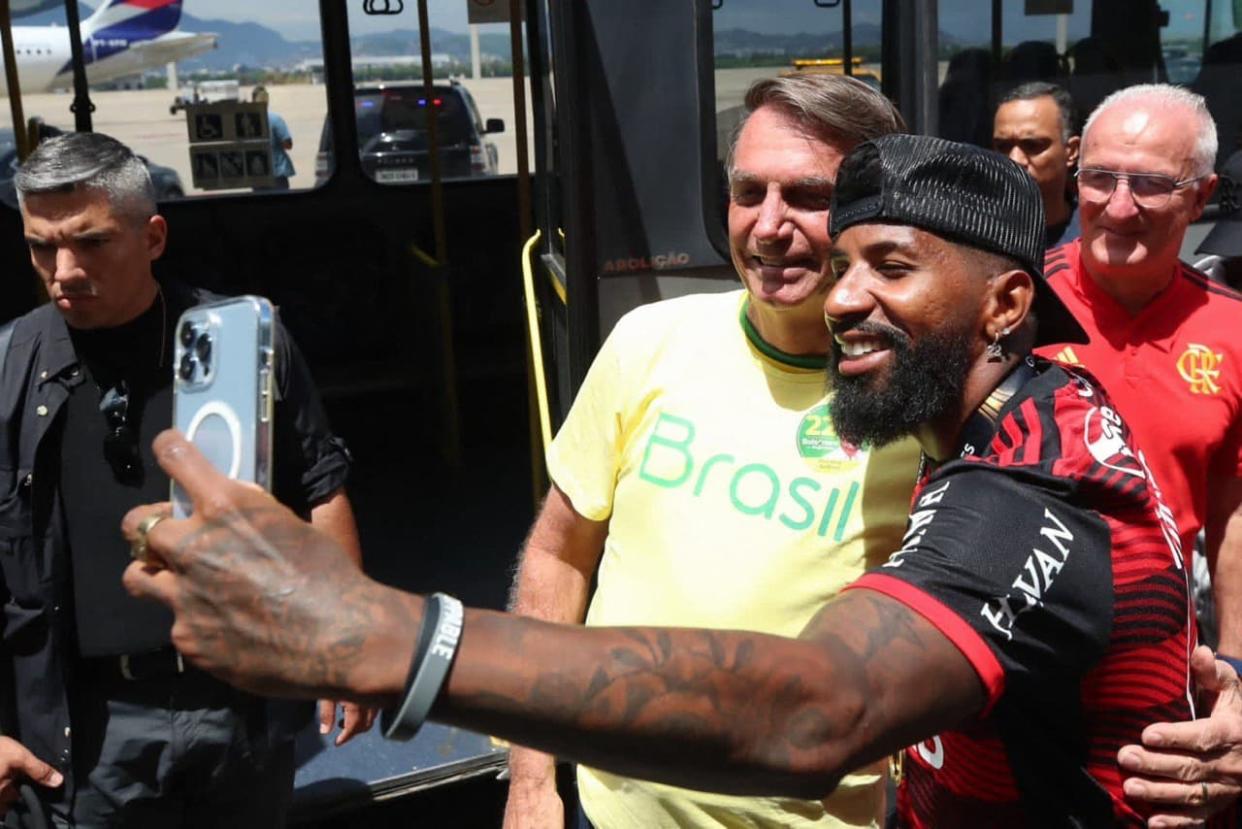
122;430;983;799
439;589;983;797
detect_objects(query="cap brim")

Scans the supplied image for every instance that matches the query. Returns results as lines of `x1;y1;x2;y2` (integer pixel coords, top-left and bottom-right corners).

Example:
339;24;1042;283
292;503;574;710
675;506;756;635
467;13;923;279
1033;277;1089;346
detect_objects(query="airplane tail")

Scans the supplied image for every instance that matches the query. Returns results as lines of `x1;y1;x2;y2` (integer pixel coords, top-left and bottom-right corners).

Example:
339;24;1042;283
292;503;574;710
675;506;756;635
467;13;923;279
81;0;183;43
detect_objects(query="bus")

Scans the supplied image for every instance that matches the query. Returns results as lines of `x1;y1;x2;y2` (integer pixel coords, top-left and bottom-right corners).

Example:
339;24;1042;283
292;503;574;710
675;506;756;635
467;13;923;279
0;0;1235;824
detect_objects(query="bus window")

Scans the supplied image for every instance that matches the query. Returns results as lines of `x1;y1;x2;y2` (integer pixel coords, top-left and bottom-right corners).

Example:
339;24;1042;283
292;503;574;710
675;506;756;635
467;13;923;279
1190;0;1242;165
709;0;883;223
0;0;331;199
711;0;882;158
936;0;1236;166
937;1;1095;147
329;1;530;187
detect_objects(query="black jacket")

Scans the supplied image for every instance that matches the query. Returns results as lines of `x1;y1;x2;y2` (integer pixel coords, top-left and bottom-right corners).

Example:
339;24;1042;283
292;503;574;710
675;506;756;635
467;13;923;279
0;281;351;802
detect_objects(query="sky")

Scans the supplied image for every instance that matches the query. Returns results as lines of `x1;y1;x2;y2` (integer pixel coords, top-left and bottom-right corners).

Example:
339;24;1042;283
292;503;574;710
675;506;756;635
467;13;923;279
712;0;1217;42
184;0;504;41
182;0;1231;46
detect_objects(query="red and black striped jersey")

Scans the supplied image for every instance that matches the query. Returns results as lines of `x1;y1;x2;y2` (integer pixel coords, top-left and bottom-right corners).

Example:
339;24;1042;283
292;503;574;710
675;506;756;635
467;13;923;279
1038;239;1242;560
845;358;1195;827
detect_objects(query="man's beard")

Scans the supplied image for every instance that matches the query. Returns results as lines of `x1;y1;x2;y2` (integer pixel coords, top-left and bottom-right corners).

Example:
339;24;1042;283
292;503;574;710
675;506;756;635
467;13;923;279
828;322;974;449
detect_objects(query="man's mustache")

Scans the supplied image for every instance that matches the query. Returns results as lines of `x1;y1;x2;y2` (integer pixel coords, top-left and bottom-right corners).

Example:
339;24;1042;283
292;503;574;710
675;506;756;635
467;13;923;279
829;321;911;352
55;283;99;298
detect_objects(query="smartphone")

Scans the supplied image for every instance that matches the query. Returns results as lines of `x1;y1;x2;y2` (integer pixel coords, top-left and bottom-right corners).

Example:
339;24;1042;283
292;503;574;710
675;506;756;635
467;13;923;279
171;296;275;518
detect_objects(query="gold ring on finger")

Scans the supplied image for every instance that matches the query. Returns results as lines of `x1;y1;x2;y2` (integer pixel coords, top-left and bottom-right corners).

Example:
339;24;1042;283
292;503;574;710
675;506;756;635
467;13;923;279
130;513;168;565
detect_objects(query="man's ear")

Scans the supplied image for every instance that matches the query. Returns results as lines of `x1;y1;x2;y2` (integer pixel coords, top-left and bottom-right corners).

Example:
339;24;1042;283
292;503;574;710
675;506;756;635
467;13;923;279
1190;174;1219;221
982;269;1036;338
146;214;168;261
1065;135;1080;169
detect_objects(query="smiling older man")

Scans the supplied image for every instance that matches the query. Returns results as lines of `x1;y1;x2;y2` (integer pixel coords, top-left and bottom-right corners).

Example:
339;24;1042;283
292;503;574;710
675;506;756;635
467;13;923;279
1038;85;1242;657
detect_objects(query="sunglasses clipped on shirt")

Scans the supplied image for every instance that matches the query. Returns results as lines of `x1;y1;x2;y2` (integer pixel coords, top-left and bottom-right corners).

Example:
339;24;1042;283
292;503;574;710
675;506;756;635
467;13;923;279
1075;167;1206;209
99;381;141;480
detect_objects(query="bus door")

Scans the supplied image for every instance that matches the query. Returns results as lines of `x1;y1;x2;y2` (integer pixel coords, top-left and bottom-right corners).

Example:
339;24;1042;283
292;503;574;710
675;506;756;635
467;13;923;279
0;0;542;822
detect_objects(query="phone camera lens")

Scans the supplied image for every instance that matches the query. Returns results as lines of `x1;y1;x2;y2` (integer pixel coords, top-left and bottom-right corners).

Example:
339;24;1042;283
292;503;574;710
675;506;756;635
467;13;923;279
178;353;195;381
195;333;212;362
179;321;197;348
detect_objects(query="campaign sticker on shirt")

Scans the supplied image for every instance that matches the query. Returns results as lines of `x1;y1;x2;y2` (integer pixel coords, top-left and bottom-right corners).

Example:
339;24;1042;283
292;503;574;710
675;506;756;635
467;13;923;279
797;404;863;472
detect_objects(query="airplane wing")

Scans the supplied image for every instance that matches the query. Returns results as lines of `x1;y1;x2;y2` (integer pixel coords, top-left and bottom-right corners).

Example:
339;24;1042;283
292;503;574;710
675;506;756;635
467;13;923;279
126;32;218;64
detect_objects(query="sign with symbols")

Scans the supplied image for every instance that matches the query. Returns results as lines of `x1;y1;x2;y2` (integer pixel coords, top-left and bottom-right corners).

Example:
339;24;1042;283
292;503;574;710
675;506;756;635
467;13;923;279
467;0;520;25
185;101;275;190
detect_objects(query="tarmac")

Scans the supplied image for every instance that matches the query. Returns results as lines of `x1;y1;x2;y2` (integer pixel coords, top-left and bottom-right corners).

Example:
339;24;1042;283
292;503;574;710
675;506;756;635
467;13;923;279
0;61;908;200
0;66;857;197
0;77;536;194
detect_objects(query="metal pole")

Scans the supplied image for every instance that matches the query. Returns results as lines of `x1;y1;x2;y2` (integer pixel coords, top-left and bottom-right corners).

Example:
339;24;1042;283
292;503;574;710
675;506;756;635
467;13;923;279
64;0;94;132
509;0;542;500
416;0;447;264
0;0;27;160
991;0;1002;72
470;23;482;79
843;0;853;76
917;0;939;136
1203;0;1214;58
509;0;531;245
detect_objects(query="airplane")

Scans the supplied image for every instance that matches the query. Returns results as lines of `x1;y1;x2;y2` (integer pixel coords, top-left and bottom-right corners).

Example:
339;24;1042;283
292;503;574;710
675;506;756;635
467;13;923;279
1;0;217;95
12;1;65;15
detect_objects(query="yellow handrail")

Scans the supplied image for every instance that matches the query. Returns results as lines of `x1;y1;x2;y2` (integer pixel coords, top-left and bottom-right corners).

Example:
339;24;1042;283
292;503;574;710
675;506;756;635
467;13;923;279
521;229;553;457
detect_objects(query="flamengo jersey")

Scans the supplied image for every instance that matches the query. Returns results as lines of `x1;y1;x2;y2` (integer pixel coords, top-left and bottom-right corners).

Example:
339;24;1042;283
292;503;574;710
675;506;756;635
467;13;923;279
846;359;1194;827
548;291;920;828
1037;240;1242;557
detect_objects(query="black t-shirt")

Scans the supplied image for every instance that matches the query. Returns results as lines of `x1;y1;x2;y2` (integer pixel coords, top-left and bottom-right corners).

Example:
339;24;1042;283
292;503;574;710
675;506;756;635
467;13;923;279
58;282;350;657
848;359;1194;827
61;290;176;656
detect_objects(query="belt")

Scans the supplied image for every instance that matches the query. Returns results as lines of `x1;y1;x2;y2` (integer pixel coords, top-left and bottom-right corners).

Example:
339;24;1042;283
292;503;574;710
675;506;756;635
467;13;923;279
82;648;187;682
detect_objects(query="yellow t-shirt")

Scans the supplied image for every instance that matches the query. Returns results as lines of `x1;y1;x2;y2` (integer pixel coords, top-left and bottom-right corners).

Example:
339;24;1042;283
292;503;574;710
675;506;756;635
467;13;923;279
546;291;920;829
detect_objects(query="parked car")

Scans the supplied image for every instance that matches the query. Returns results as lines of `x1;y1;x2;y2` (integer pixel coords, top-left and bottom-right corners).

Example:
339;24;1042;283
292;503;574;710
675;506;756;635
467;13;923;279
0;126;186;206
315;80;505;186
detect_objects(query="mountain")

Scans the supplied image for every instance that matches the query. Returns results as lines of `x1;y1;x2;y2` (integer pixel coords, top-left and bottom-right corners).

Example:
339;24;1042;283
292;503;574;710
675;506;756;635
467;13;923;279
178;13;318;70
15;3;313;70
11;6;961;72
14;5;511;70
349;29;513;62
712;24;883;57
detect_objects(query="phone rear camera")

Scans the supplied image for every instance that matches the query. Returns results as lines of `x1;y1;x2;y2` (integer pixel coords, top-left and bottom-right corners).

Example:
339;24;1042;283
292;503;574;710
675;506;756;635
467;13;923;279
179;321;197;348
178;353;195;381
195;333;212;363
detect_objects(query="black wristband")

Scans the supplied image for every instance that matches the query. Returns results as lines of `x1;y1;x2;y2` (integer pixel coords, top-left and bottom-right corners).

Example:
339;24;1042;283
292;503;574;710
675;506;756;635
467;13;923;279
380;593;464;741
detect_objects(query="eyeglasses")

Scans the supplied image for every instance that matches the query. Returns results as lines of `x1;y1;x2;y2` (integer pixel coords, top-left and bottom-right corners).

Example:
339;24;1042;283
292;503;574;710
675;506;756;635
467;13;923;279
1075;168;1205;209
99;381;140;481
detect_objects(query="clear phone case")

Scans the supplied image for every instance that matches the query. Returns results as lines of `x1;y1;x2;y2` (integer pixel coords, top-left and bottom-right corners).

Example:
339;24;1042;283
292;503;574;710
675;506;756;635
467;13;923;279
171;296;275;518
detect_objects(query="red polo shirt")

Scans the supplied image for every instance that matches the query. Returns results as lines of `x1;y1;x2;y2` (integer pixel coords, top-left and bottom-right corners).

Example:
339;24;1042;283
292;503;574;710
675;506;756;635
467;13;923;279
1036;239;1242;557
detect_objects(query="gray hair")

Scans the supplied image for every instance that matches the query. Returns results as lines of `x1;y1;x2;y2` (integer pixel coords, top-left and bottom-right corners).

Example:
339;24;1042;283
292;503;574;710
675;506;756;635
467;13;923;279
999;81;1077;144
1082;84;1217;177
727;74;905;172
15;131;156;221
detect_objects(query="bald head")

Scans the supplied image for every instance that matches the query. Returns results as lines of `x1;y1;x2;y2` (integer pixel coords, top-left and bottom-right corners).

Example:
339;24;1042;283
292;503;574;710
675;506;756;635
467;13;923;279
1075;84;1219;312
1081;84;1216;177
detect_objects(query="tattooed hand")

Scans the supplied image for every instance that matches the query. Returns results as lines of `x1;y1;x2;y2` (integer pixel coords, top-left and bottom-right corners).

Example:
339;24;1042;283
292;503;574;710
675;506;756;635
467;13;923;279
121;430;418;706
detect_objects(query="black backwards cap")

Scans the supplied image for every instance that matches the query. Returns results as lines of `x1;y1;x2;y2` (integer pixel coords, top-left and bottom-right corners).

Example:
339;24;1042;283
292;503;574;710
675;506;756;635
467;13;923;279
829;134;1089;346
